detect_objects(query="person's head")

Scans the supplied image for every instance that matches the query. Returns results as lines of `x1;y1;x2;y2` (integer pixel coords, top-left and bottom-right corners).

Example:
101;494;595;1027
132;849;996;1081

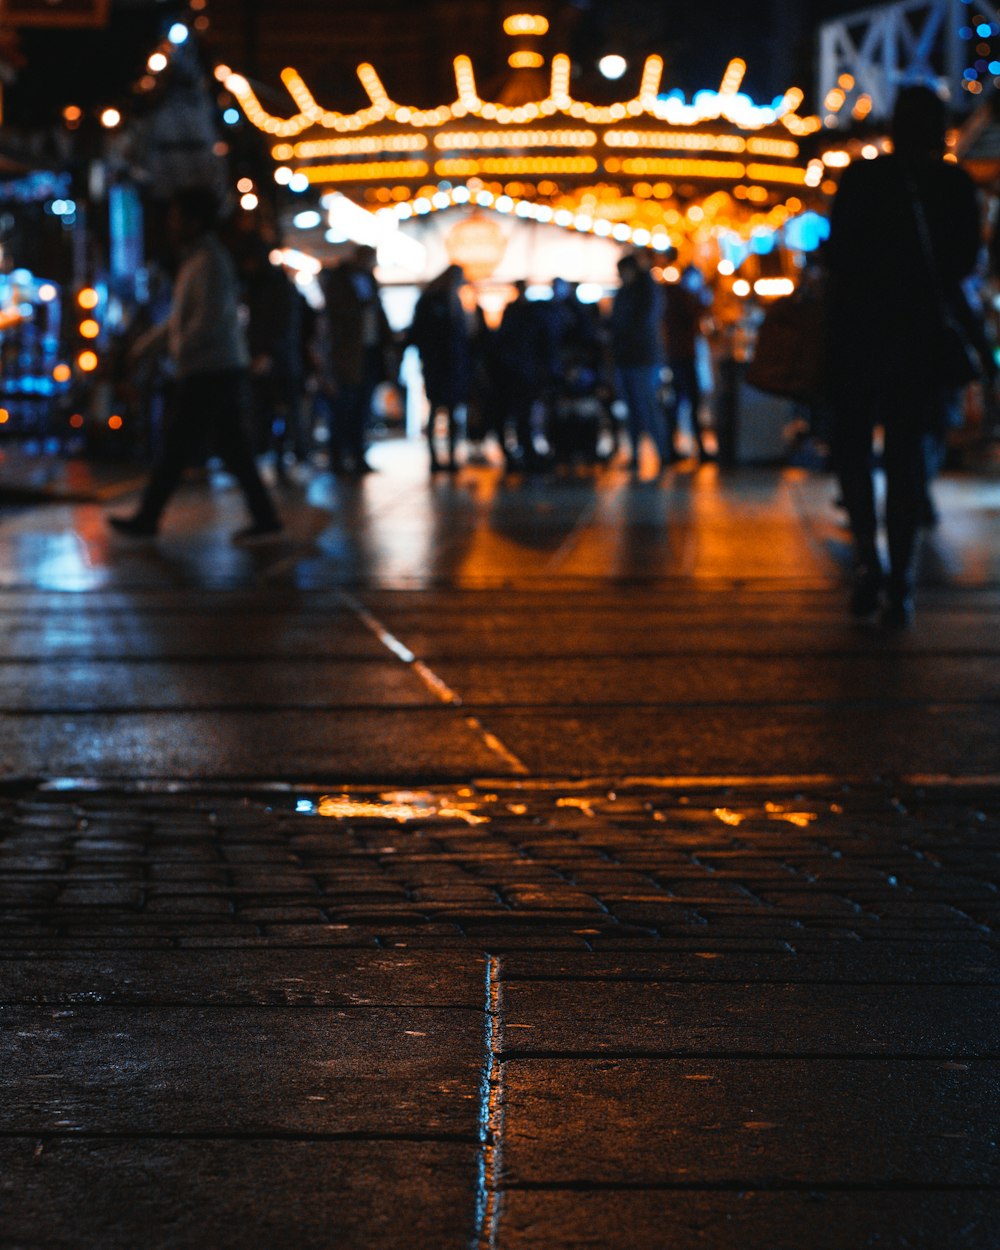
552;277;570;301
617;254;641;285
513;278;527;299
167;187;221;246
352;244;378;273
891;84;947;161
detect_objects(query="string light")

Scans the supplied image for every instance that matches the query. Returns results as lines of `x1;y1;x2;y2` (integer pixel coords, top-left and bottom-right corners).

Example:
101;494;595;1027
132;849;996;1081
227;43;820;139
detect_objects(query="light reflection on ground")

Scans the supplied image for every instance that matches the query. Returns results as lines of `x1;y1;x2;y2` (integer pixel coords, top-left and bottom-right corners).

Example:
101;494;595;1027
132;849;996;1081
307;790;492;824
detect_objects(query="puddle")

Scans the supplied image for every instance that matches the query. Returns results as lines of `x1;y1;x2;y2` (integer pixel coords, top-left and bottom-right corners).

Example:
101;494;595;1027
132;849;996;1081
298;790;492;825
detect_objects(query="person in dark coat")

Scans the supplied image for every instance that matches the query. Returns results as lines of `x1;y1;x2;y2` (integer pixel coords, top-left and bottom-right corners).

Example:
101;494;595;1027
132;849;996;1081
827;85;981;626
409;264;471;472
663;265;711;461
315;245;394;475
243;245;309;477
494;280;557;471
610;253;669;472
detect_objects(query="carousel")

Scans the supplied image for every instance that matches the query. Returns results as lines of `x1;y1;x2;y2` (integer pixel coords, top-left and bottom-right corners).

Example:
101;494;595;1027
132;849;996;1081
221;12;834;301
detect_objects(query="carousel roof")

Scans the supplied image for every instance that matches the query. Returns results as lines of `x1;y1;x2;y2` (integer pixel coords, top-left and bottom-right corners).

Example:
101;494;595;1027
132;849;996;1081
224;15;828;250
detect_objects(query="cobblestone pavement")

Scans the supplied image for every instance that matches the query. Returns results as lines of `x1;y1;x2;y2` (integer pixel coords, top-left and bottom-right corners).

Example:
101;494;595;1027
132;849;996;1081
2;779;1000;1248
1;456;1000;1247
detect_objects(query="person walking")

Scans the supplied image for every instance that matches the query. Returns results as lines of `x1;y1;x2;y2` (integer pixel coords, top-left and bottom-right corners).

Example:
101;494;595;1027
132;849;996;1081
409;264;472;472
610;253;670;473
315;245;395;476
827;85;981;626
109;188;282;541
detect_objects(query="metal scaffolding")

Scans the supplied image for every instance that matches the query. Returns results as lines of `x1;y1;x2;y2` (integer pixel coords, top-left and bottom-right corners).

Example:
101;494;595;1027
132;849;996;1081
818;0;968;124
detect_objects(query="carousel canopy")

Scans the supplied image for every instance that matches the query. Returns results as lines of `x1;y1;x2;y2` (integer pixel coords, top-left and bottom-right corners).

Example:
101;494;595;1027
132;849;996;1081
225;14;828;257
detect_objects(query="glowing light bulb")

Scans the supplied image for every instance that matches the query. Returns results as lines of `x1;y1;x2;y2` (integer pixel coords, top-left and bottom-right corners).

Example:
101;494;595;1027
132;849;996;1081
598;55;628;80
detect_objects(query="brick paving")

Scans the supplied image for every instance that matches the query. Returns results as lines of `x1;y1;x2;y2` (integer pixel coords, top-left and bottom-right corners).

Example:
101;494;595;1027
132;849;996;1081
3;779;1000;1247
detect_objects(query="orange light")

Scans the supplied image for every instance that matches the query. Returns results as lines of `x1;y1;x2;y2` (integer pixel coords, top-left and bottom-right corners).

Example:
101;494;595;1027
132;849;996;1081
79;319;100;339
78;351;98;372
0;409;9;424
69;413;84;428
509;51;545;69
53;364;72;383
63;105;82;123
503;13;549;35
78;288;99;310
108;414;123;430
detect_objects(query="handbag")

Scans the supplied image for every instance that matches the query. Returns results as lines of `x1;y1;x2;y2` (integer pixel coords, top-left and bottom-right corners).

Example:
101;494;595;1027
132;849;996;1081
745;286;827;401
908;178;981;388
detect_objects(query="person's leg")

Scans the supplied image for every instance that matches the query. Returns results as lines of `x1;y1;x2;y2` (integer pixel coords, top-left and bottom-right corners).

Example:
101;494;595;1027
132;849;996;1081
633;365;669;467
129;379;204;527
832;390;880;614
682;359;706;458
616;368;643;468
881;390;945;622
210;370;282;530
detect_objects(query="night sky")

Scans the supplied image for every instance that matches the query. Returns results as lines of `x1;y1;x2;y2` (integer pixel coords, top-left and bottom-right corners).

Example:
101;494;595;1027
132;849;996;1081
3;0;893;125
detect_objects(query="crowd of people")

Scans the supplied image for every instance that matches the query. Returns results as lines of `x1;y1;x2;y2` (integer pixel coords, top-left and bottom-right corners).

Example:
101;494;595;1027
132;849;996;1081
107;83;996;630
113;208;719;510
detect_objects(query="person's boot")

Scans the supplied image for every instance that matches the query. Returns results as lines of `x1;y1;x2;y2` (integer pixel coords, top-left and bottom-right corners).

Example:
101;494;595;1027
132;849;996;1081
881;574;914;628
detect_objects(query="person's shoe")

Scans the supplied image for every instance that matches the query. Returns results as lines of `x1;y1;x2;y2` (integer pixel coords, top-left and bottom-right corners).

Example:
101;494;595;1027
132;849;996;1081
109;515;158;538
849;564;883;618
880;594;915;629
232;521;284;544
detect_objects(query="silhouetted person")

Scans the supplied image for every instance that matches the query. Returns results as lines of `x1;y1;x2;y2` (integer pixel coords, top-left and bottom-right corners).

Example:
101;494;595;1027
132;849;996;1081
663;265;711;460
495;280;555;471
109;188;282;541
827;85;980;625
243;244;309;478
409;264;472;472
610;253;669;472
316;245;394;475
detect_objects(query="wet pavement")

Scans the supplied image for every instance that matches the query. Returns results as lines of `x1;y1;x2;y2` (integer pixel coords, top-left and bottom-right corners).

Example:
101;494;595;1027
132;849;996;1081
1;442;1000;1248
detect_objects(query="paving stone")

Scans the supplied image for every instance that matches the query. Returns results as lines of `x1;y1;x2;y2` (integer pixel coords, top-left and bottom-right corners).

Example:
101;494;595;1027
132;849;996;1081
499;1058;1000;1186
0;950;486;1007
497;1190;1000;1250
0;1139;479;1250
0;1005;484;1136
497;982;1000;1056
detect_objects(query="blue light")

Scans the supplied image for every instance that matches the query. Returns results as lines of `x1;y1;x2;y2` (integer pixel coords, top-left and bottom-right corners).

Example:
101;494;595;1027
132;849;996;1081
964;67;979;80
750;228;776;256
784;212;831;253
168;22;189;44
977;22;993;36
960;25;974;38
990;60;1000;73
223;108;240;125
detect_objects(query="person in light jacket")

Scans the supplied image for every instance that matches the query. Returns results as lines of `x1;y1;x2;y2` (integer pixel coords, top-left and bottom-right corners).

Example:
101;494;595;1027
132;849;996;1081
109;187;282;541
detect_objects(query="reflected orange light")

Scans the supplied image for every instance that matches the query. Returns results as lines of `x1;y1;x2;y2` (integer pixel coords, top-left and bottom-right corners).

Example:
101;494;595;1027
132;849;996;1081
78;351;98;372
53;364;72;383
78;288;99;310
69;413;84;428
79;319;100;339
108;414;123;430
